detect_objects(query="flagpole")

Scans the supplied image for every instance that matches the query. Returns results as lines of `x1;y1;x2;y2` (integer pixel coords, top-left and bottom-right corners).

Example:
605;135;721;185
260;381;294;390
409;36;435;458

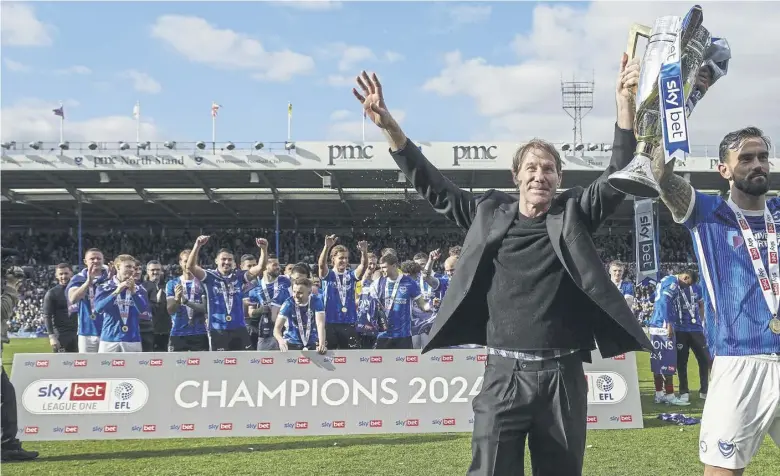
212;113;216;145
287;102;292;141
59;101;64;143
361;111;366;142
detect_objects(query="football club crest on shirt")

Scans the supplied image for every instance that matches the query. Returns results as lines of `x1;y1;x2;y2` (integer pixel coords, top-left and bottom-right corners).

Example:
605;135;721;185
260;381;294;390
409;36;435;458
727;230;745;249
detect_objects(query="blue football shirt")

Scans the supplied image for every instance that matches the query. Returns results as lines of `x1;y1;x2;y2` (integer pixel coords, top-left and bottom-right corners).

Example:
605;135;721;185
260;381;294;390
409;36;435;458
681;192;780;356
65;268;109;337
165;277;208;337
648;275;680;329
322;269;358;325
370;275;421;339
674;283;704;333
279;294;325;347
94;278;149;343
202;269;251;331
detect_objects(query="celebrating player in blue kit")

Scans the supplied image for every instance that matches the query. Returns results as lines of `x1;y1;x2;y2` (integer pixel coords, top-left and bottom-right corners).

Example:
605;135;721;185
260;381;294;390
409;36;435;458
66;248;110;353
371;253;433;349
93;255;150;353
165;249;209;352
186;235;268;351
317;235;369;349
246;257;291;351
659;126;780;475
274;277;327;353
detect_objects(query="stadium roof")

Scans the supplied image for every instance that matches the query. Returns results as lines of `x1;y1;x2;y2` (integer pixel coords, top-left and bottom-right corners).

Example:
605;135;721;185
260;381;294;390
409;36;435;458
0;168;747;229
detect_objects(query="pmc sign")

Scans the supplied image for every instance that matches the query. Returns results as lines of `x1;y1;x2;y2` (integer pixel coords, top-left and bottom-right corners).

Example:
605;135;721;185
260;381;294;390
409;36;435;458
452;145;498;166
328;145;374;165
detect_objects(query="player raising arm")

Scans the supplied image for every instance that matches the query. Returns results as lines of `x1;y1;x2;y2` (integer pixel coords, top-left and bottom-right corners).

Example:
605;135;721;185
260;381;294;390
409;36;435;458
657;127;779;475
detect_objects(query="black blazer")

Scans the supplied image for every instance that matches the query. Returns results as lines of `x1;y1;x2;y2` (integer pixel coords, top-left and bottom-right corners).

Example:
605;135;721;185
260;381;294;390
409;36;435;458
390;124;653;361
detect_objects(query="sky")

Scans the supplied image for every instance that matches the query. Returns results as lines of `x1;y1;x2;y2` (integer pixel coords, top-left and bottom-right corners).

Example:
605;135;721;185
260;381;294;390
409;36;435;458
2;0;779;150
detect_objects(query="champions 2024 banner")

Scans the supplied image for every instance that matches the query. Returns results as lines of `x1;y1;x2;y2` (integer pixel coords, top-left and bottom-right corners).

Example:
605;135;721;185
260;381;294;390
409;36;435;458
634;199;661;284
12;349;643;441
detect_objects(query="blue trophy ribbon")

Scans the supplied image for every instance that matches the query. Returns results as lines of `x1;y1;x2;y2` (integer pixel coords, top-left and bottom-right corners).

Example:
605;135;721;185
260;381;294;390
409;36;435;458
658;33;690;163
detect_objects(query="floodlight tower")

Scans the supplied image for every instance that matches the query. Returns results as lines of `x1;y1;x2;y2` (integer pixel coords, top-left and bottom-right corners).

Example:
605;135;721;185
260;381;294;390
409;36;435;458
561;74;595;155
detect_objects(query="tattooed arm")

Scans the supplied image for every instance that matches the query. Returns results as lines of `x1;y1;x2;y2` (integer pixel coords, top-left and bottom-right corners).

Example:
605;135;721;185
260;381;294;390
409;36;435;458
655;152;696;224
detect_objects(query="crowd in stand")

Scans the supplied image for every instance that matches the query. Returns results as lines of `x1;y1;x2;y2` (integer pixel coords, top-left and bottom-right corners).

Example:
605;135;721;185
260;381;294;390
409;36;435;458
2;227;696;334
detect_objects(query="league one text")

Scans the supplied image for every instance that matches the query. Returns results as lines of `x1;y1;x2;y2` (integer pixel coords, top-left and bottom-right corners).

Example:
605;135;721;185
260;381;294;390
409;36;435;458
13;350;644;440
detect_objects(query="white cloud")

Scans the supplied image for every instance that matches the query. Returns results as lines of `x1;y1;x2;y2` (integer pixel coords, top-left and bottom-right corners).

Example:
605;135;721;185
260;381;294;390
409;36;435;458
423;2;780;145
271;1;342;11
326;74;355;87
327;109;406;142
1;98;162;143
449;5;492;27
150;15;314;82
53;65;92;76
0;3;53;47
120;70;162;94
384;51;405;63
4;58;31;73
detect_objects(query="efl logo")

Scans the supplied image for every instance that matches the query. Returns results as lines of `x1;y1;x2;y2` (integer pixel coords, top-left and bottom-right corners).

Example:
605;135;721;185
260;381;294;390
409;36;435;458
219;423;233;431
36;360;49;368
260;357;274;365
332;356;347;364
111;360;125;367
24;426;38;434
257;422;271;430
586;416;598;423
149;359;163;367
71;382;107;401
187;358;200;366
406;419;419;427
298;357;311;364
332;421;346;429
620;415;633;423
369;420;383;428
143;425;156;432
442;418;456;426
612;354;626;361
369;356;382;363
440;355;454;363
405;355;418;363
181;424;195;431
294;421;308;430
104;425;118;433
64;426;78;434
223;357;237;365
74;360;88;367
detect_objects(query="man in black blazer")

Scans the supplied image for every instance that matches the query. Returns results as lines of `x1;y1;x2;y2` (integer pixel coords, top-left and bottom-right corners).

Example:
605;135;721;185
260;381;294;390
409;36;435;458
352;53;652;476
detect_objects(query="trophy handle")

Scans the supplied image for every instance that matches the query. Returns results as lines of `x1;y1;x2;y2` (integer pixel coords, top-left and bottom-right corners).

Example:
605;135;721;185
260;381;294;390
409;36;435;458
626;24;652;60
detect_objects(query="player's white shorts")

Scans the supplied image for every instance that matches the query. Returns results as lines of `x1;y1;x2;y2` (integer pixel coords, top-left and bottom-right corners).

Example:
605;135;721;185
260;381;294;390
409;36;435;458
699;354;780;469
78;335;100;353
98;341;143;353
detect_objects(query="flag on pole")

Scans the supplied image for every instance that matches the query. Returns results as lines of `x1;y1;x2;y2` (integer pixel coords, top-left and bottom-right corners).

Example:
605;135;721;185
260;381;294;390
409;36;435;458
132;102;140;119
288;102;292;117
53;106;64;118
211;102;221;117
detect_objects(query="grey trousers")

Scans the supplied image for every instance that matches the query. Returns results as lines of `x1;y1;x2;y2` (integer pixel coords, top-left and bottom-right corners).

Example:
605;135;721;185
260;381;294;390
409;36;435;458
467;352;588;476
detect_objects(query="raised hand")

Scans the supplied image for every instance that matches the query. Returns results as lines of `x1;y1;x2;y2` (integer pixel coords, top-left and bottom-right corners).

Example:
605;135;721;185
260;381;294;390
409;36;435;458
352;71;399;131
195;235;210;247
256;238;269;249
429;249;441;262
616;53;641;105
357;240;369;253
88;263;103;278
174;283;184;302
325;234;337;248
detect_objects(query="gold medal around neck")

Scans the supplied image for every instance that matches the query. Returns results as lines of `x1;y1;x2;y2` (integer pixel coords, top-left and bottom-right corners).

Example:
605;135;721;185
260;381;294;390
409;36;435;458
90;313;96;320
303;346;309;351
226;315;232;322
121;326;128;333
769;318;780;335
341;306;347;313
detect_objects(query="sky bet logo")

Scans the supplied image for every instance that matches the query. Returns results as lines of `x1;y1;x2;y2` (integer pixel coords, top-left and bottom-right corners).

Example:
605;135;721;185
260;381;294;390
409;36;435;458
100;359;125;367
323;356;347;364
250;357;274;365
92;425;117;433
466;354;487;362
360;356;382;363
53;425;78;434
429;355;454;363
286;356;310;364
395;355;418;363
176;358;200;366
132;425;156;432
246;422;271;430
358;420;383;428
432;418;456;426
396;419;420;427
39;382;106;401
170;424;195;431
62;359;88;368
25;360;49;368
213;357;237;365
284;421;309;430
321;421;346;429
138;359;163;367
208;423;233;431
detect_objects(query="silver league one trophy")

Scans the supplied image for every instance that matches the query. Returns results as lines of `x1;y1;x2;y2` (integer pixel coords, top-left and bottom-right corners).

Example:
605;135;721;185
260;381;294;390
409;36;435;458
607;5;731;198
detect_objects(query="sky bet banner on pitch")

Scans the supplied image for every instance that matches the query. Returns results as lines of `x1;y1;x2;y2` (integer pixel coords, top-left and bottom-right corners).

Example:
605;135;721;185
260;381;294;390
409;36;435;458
12;350;643;441
1;143;760;172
